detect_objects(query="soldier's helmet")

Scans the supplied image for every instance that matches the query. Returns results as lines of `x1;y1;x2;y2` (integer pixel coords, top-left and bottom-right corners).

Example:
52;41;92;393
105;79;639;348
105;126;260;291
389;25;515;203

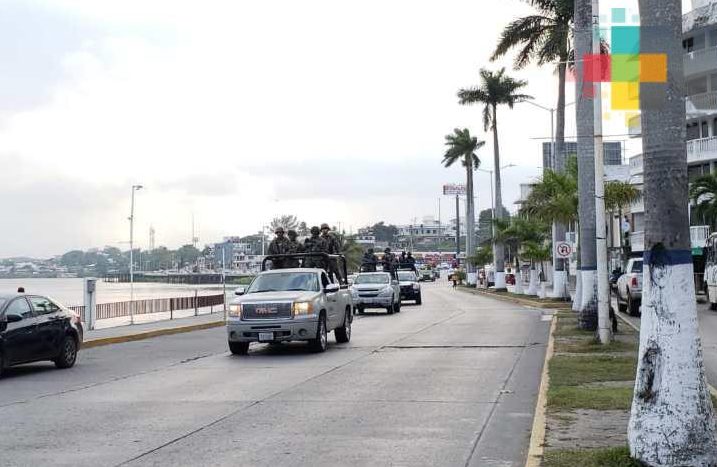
320;223;330;231
275;227;285;234
287;229;298;238
310;226;320;235
384;248;391;253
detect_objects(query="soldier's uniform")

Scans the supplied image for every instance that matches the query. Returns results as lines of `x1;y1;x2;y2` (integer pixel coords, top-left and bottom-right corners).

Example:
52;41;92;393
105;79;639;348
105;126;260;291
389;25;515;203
285;230;304;268
382;248;396;273
320;223;343;283
304;227;328;269
361;249;378;272
268;228;291;269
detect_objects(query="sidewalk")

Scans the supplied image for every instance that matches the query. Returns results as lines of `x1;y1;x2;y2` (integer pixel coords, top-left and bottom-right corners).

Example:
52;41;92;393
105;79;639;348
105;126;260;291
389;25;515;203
82;311;226;348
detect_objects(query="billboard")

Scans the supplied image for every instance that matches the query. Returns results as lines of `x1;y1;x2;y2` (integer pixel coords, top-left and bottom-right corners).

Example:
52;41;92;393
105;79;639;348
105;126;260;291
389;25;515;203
443;184;467;196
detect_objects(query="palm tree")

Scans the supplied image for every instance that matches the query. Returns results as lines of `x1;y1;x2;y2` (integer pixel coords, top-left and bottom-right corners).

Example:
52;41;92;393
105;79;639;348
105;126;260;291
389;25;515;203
690;174;717;228
442;128;485;281
492;0;572;169
270;215;299;232
627;0;717;462
458;69;530;290
520;156;579;226
605;181;642;264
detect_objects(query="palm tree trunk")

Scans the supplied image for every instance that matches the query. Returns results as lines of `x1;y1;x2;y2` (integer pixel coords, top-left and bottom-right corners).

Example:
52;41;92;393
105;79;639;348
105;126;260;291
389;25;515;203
553;58;569;299
492;104;506;290
574;0;597;330
628;0;717;462
466;158;476;282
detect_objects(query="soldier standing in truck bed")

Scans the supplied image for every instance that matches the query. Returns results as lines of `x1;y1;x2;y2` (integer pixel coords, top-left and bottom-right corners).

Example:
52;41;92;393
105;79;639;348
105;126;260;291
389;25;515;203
320;223;343;283
304;226;328;269
268;227;291;269
285;229;304;268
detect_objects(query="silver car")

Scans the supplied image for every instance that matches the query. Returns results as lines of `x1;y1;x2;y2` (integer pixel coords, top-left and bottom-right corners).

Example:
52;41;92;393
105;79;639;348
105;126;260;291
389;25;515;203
351;272;401;314
227;268;353;355
616;258;643;316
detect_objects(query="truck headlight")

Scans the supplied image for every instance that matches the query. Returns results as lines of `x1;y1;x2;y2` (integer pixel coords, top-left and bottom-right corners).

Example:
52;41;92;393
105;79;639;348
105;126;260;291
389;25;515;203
228;304;242;318
292;301;314;316
413;284;420;290
379;287;393;296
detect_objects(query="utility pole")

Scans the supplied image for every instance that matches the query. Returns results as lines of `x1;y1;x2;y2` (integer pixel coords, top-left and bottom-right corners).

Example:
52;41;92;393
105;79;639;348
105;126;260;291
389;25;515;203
455;194;460;261
129;184;143;325
592;1;611;344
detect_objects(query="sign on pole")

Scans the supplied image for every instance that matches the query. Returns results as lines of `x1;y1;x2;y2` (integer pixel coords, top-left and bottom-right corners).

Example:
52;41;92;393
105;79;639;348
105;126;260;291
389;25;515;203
443;184;467;196
555;241;573;259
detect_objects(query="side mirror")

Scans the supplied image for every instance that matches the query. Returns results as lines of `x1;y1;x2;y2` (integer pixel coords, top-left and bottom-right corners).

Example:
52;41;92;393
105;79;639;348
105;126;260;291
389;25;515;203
325;284;340;294
234;286;247;296
6;314;22;323
0;319;6;333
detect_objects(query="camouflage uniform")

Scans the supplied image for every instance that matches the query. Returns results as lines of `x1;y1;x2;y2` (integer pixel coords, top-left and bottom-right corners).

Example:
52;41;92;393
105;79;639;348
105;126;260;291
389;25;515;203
304;227;328;269
285;230;304;268
361;249;378;272
320;223;343;283
268;228;291;269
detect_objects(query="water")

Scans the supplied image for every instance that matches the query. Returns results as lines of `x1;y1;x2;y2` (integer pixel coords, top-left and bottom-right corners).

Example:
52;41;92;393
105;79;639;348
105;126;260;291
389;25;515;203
0;278;226;307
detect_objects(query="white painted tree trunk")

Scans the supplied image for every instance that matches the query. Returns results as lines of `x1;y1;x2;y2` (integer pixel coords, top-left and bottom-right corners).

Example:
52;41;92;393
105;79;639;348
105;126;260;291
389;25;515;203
628;262;717;464
551;270;567;299
514;271;524;294
527;269;539;296
572;270;582;311
494;271;506;290
580;270;597;325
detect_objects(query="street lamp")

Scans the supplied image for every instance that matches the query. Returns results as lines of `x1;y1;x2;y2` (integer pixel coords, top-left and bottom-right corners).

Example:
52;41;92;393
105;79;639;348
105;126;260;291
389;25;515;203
129;184;143;325
522;99;575;170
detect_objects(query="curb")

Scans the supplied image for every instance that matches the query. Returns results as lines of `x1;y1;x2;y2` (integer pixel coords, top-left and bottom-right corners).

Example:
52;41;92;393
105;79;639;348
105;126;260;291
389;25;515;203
525;312;556;467
615;312;717;400
82;320;225;349
457;287;572;310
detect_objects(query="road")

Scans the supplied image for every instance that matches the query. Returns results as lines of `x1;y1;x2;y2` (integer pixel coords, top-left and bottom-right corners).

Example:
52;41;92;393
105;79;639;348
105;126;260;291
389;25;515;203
616;295;717;389
0;283;550;467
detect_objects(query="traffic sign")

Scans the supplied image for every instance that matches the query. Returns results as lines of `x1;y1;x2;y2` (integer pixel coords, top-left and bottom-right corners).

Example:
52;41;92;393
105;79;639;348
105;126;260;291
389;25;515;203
443;184;467;196
555;242;573;259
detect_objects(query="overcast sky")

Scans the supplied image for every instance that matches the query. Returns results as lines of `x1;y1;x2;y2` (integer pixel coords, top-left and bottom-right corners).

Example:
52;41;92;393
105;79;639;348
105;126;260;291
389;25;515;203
1;0;657;258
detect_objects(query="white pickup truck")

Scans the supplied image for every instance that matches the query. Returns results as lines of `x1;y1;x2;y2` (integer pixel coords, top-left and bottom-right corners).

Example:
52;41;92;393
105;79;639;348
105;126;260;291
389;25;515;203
616;258;643;316
227;254;353;355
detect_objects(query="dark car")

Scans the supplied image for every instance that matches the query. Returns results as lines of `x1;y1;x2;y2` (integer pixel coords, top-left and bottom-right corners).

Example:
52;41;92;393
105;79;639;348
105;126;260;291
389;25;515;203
397;270;422;305
0;294;83;377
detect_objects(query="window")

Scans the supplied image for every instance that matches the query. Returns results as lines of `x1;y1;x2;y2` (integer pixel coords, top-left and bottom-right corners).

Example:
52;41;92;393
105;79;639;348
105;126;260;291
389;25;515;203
354;274;390;284
29;296;61;315
684;37;694;52
702;120;709;138
630;260;643;274
687;123;700;141
5;298;33;319
321;273;330;288
246;273;320;293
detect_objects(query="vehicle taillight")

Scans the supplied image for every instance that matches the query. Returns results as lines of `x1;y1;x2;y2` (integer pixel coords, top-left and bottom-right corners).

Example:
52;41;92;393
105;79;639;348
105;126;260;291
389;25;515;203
631;277;638;287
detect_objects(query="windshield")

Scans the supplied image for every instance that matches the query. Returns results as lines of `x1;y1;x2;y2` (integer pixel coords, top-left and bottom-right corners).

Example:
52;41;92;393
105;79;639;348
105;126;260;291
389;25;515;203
398;272;416;281
354;274;390;285
631;260;643;273
0;298;5;312
246;273;320;293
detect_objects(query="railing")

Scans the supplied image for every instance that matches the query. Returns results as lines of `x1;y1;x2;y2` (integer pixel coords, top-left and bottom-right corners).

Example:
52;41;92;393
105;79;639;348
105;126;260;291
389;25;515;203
687;136;717;163
686;92;717;118
684;46;717;76
68;293;225;321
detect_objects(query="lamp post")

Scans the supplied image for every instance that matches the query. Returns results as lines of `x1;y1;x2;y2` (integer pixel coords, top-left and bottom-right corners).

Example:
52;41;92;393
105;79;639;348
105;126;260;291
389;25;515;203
129;184;143;325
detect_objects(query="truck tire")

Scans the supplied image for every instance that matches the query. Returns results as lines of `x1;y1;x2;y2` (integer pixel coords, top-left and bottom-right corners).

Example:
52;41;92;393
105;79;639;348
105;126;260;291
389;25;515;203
394;300;401;313
309;315;328;352
628;294;640;316
416;294;422;305
708;287;717;311
357;306;365;315
335;310;352;343
229;341;249;355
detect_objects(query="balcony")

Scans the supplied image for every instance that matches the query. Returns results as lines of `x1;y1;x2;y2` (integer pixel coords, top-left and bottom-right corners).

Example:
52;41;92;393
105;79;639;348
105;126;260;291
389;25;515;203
684;2;717;35
684;46;717;76
686;91;717;118
629;154;643;175
687;136;717;163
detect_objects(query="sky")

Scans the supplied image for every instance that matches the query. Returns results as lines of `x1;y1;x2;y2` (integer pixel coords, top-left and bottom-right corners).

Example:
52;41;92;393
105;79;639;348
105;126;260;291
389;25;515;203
0;0;664;258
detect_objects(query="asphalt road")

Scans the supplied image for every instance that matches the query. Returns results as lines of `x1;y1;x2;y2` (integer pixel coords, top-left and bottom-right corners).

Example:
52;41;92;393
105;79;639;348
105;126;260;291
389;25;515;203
0;283;550;467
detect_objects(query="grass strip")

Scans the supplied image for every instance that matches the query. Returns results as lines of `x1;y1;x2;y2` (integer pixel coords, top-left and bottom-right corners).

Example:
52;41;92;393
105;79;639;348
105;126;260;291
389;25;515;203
547;386;634;411
554;338;638;354
549;354;636;386
543;446;641;467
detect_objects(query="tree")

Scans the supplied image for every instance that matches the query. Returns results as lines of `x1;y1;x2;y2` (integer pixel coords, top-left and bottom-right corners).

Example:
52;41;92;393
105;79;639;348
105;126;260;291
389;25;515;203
297;221;309;237
270;215;299;232
468;246;493;268
520;156;579;226
690;173;717;228
458;68;530;290
339;235;364;273
175;245;200;269
442;128;485;280
371;222;398;243
60;250;85;268
628;0;717;462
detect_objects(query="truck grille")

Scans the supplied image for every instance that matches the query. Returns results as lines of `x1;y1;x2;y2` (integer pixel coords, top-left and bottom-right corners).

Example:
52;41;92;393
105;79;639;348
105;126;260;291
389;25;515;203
242;302;292;320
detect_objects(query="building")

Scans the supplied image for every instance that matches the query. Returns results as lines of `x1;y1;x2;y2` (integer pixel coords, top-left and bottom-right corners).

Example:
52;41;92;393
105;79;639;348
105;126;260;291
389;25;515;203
542;141;623;169
396;217;454;250
213;237;262;273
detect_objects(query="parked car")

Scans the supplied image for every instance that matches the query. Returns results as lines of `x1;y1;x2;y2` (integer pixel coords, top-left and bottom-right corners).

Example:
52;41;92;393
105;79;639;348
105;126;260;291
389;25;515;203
350;272;401;314
0;294;83;377
227;253;353;355
397;270;422;305
616;258;643;316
